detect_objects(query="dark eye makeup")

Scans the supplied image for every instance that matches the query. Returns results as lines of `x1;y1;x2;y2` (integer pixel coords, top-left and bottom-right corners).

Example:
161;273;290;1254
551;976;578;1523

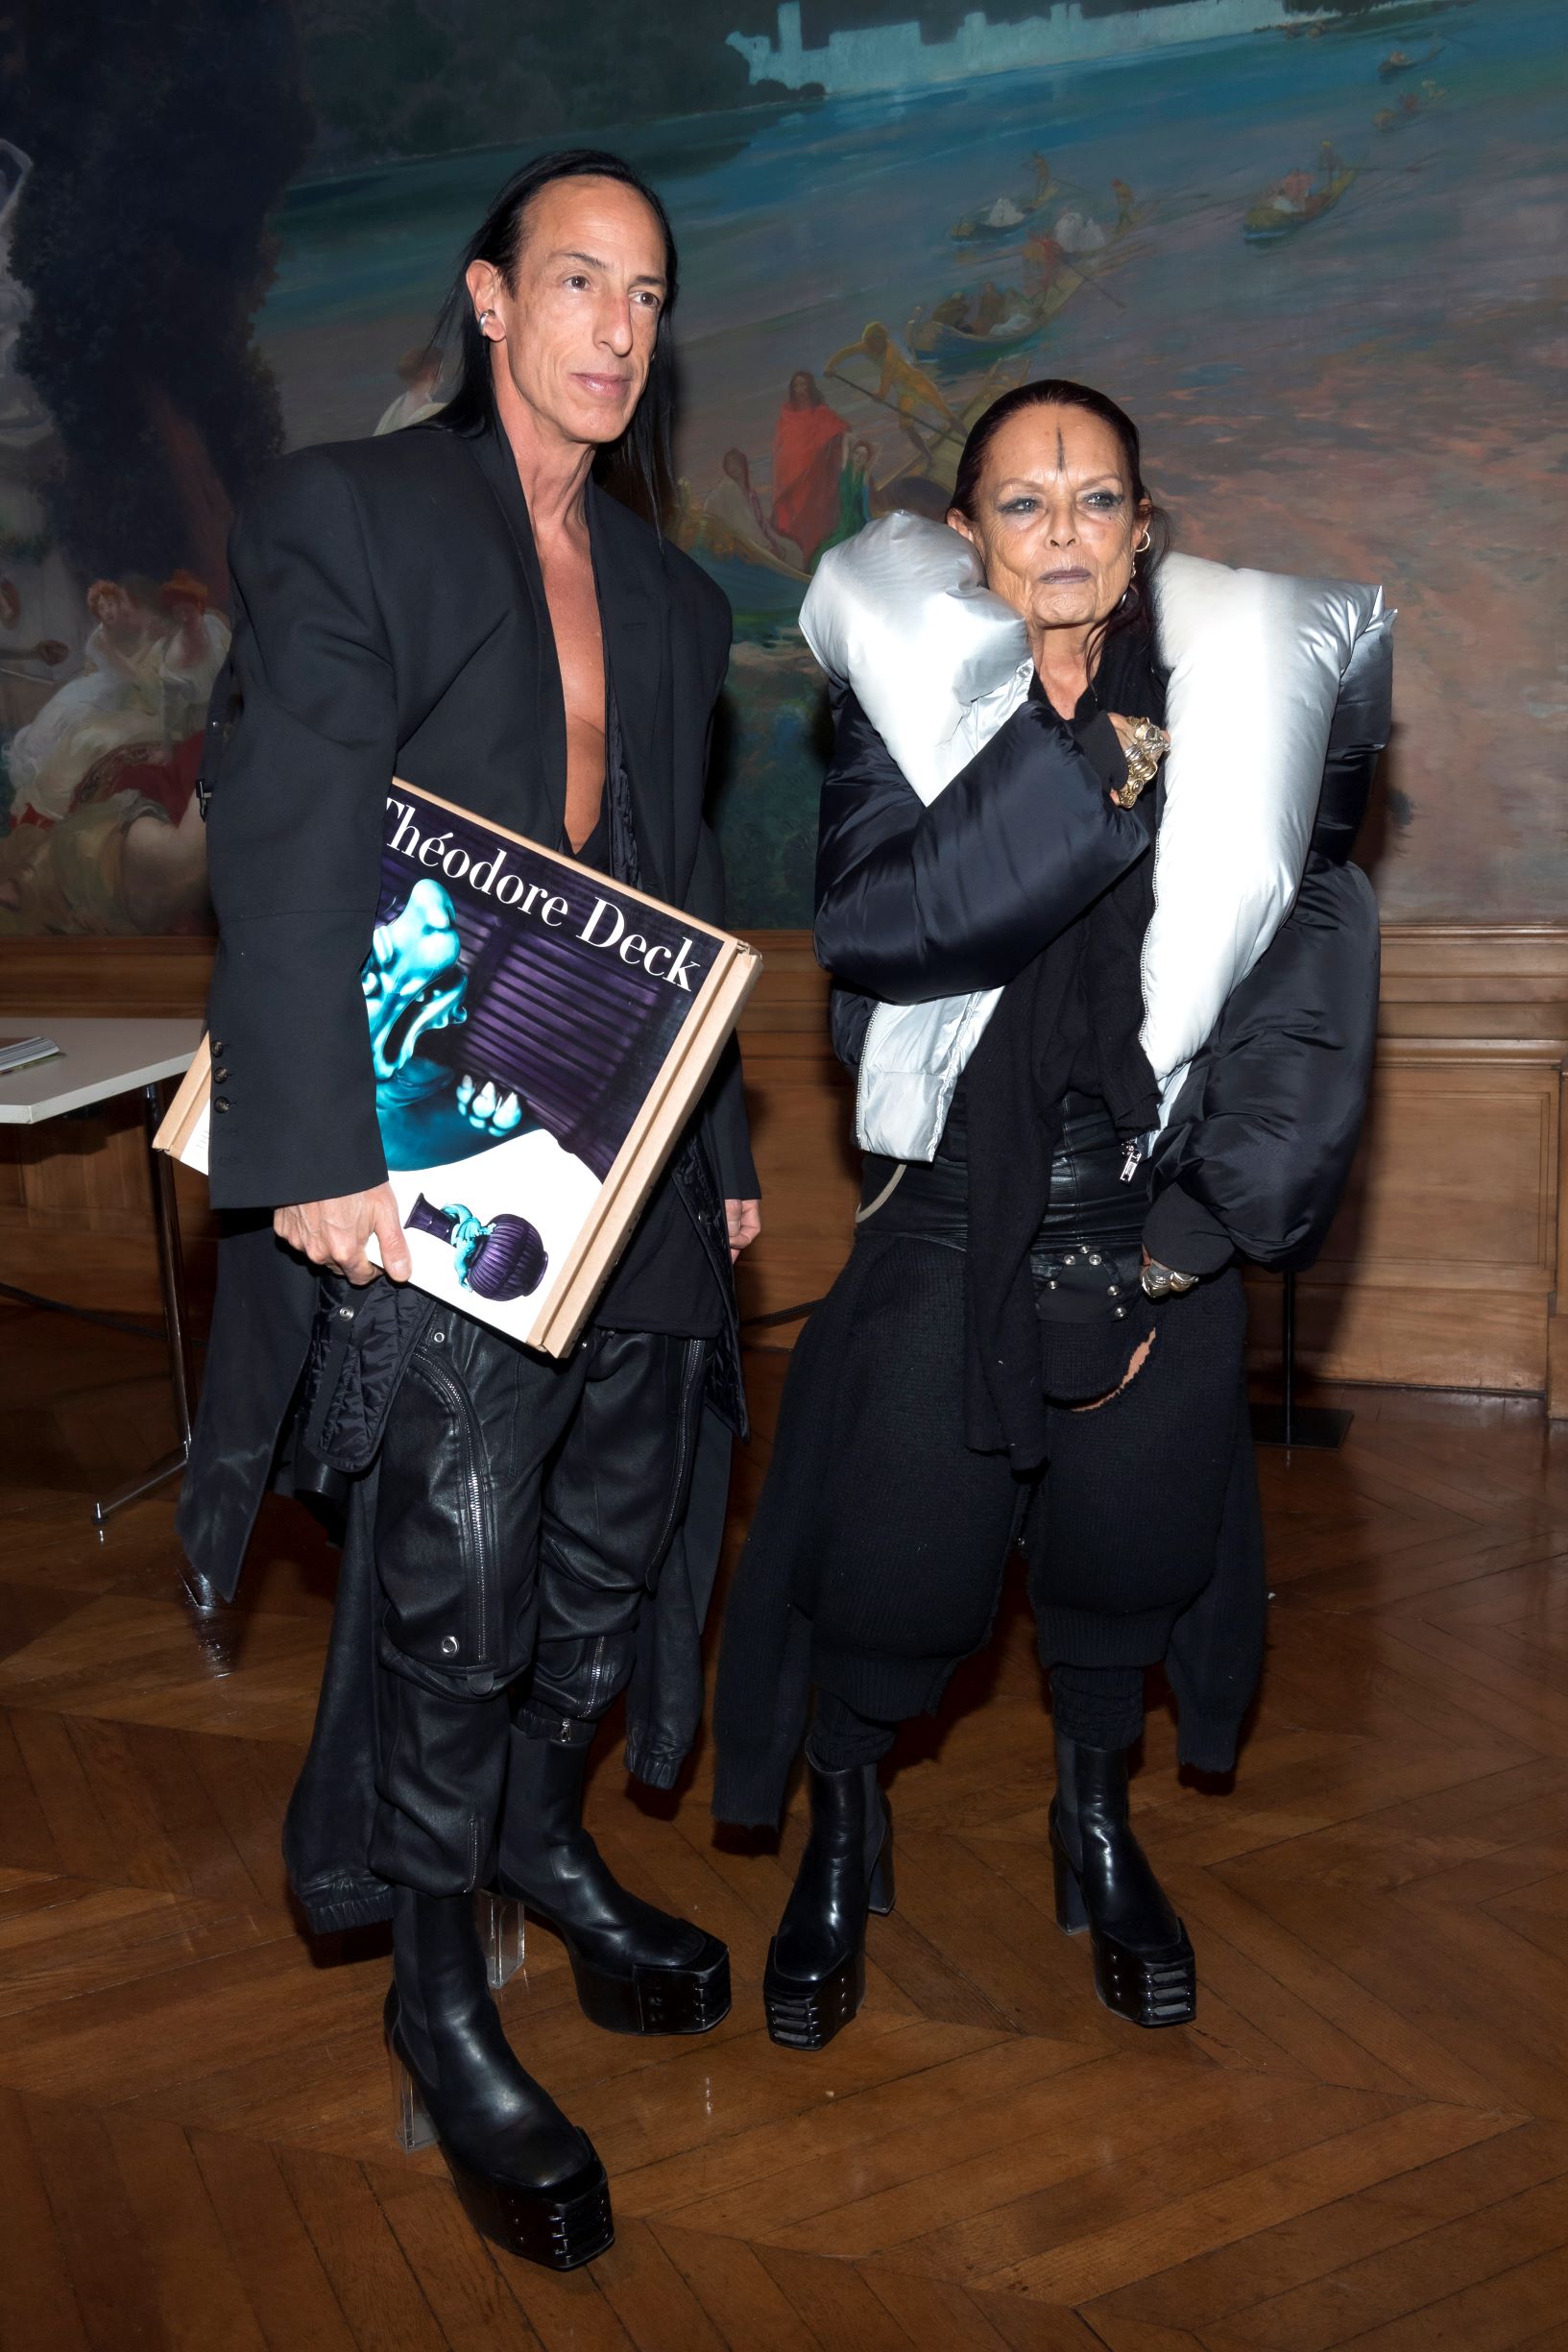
995;489;1127;519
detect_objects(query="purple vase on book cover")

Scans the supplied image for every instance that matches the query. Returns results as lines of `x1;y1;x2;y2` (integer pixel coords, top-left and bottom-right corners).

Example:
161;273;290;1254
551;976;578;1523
405;1196;548;1301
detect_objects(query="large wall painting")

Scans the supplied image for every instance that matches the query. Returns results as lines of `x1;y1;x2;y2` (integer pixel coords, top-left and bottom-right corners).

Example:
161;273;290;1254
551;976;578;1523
3;0;1564;935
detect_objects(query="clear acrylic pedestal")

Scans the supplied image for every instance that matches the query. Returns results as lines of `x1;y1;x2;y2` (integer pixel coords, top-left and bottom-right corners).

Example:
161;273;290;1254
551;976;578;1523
479;1888;525;1990
389;1890;525;2154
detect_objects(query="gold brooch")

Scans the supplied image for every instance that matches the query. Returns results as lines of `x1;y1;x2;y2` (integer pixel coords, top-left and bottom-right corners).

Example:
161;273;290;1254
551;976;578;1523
1111;717;1170;810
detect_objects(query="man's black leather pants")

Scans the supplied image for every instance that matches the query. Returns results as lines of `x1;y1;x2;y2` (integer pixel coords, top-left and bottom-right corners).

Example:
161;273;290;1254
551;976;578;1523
365;1312;710;1893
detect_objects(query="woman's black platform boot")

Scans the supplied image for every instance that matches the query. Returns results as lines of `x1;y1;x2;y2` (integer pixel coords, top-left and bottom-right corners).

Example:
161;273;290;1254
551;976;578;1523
1049;1734;1195;2027
385;1885;614;2269
495;1732;730;2036
763;1753;895;2050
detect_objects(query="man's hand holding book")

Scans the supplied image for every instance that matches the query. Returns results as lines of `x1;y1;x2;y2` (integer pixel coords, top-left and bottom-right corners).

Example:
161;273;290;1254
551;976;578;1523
276;1184;412;1288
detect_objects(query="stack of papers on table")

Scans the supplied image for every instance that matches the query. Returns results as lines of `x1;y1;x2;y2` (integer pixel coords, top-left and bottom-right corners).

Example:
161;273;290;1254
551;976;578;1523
0;1036;61;1076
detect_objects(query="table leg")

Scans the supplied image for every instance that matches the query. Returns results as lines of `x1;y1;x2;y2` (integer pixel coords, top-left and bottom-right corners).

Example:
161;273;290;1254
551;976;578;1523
93;1080;195;1526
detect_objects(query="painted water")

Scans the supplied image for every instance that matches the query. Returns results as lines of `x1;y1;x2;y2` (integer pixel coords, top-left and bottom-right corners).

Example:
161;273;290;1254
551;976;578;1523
259;0;1568;927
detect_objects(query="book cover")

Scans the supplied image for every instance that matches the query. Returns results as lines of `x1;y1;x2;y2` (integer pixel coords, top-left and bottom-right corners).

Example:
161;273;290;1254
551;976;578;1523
157;782;760;1355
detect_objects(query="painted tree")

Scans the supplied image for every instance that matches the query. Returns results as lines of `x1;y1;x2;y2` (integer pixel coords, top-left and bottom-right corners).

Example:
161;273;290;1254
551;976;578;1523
295;0;801;162
12;2;312;597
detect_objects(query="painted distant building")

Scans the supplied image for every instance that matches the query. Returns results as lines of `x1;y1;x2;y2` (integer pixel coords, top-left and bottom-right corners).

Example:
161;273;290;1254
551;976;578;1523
728;0;1330;94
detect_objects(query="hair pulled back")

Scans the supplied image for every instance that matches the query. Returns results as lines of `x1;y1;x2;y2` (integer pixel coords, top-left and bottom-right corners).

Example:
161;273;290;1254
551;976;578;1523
430;148;679;527
950;377;1170;663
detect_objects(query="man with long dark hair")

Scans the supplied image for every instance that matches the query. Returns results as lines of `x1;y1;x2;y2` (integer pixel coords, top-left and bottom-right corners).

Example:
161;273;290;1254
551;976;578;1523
180;152;760;2269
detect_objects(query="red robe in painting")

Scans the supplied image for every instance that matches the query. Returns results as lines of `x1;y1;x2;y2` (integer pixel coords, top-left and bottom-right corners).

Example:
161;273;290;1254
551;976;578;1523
771;399;848;565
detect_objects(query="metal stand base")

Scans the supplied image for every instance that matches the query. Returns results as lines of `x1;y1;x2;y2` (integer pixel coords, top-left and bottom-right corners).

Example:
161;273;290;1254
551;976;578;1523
93;1441;191;1528
94;1079;196;1529
1251;1269;1353;1453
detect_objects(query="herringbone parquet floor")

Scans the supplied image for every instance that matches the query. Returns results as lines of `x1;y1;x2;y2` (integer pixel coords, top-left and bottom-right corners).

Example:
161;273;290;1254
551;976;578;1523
4;1297;1568;2352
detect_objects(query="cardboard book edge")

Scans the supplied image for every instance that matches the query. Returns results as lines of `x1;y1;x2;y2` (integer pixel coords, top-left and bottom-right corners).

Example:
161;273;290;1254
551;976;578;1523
526;940;762;1356
154;1037;212;1160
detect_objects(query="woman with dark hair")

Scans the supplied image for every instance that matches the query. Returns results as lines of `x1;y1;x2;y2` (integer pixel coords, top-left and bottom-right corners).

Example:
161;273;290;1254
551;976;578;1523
712;377;1386;2049
771;368;849;567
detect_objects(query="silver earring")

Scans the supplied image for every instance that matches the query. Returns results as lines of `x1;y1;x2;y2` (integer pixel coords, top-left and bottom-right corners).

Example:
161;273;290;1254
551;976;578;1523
478;309;495;329
1135;528;1152;556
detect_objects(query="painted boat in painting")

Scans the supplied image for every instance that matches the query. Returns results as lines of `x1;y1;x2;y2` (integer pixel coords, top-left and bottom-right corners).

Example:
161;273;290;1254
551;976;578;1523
1375;79;1445;130
950;176;1062;243
911;212;1143;365
1378;40;1443;79
1242;166;1360;243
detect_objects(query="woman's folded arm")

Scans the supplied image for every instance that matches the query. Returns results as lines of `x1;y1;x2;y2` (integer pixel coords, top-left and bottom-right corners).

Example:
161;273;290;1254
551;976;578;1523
812;690;1149;1003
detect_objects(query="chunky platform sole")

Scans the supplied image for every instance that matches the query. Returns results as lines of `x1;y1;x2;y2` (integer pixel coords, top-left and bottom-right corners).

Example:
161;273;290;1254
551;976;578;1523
1051;1826;1196;2028
762;1838;896;2052
442;2146;614;2270
385;2001;614;2269
531;1911;732;2037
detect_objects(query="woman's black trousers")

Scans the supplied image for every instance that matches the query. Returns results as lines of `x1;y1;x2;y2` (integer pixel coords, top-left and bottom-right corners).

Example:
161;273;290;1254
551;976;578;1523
716;1227;1265;1803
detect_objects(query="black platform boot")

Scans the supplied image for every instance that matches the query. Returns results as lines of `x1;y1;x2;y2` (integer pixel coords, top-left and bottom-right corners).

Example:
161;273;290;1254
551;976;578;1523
763;1753;895;2050
1049;1734;1195;2027
385;1886;614;2268
495;1731;730;2036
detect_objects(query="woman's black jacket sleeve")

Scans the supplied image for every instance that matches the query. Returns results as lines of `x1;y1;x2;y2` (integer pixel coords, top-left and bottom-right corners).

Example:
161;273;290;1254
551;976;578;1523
813;687;1151;1002
1144;616;1388;1275
1145;728;1382;1297
1145;855;1380;1274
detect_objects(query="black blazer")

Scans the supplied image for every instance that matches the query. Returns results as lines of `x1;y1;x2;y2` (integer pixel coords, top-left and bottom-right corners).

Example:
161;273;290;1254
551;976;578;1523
178;425;756;1604
204;422;757;1210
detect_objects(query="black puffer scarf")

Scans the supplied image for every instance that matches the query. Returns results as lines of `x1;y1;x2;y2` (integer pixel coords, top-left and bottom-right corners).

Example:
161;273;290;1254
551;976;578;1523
963;627;1169;1471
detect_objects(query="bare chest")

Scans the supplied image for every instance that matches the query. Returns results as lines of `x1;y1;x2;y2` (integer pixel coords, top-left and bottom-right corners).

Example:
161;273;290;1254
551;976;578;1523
537;538;607;852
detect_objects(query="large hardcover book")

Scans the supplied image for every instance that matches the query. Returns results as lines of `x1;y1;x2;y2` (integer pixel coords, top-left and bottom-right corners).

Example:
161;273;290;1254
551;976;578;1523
156;781;761;1356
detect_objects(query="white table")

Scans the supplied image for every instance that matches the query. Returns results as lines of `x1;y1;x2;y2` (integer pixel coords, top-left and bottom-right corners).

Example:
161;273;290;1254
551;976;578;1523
0;1017;205;1524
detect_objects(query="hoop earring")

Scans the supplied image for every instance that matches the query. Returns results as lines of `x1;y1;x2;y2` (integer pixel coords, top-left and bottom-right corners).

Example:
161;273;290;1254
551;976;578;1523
477;308;496;331
1135;528;1153;556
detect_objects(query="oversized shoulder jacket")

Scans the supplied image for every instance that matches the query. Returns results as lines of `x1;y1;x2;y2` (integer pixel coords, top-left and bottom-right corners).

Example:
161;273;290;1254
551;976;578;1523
814;677;1384;1277
173;426;758;1929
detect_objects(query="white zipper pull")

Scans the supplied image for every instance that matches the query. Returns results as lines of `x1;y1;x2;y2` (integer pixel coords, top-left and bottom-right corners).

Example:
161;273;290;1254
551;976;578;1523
1120;1142;1143;1184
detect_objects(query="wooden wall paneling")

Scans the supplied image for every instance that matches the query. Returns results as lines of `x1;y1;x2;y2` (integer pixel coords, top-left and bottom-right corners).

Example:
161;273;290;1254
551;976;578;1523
1277;927;1568;1400
17;1103;148;1235
1278;1047;1562;1396
1546;1057;1568;1418
732;936;856;1329
0;1137;24;1216
0;937;215;1020
0;934;223;1316
731;926;1568;1406
0;1097;222;1321
3;925;1567;1403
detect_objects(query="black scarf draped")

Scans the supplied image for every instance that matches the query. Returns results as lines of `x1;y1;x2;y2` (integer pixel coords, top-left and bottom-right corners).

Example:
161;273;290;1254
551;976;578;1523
963;625;1169;1472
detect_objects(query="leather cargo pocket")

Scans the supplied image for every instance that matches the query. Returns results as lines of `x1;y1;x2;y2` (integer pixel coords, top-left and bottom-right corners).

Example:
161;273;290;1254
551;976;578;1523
374;1344;499;1674
644;1337;709;1591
